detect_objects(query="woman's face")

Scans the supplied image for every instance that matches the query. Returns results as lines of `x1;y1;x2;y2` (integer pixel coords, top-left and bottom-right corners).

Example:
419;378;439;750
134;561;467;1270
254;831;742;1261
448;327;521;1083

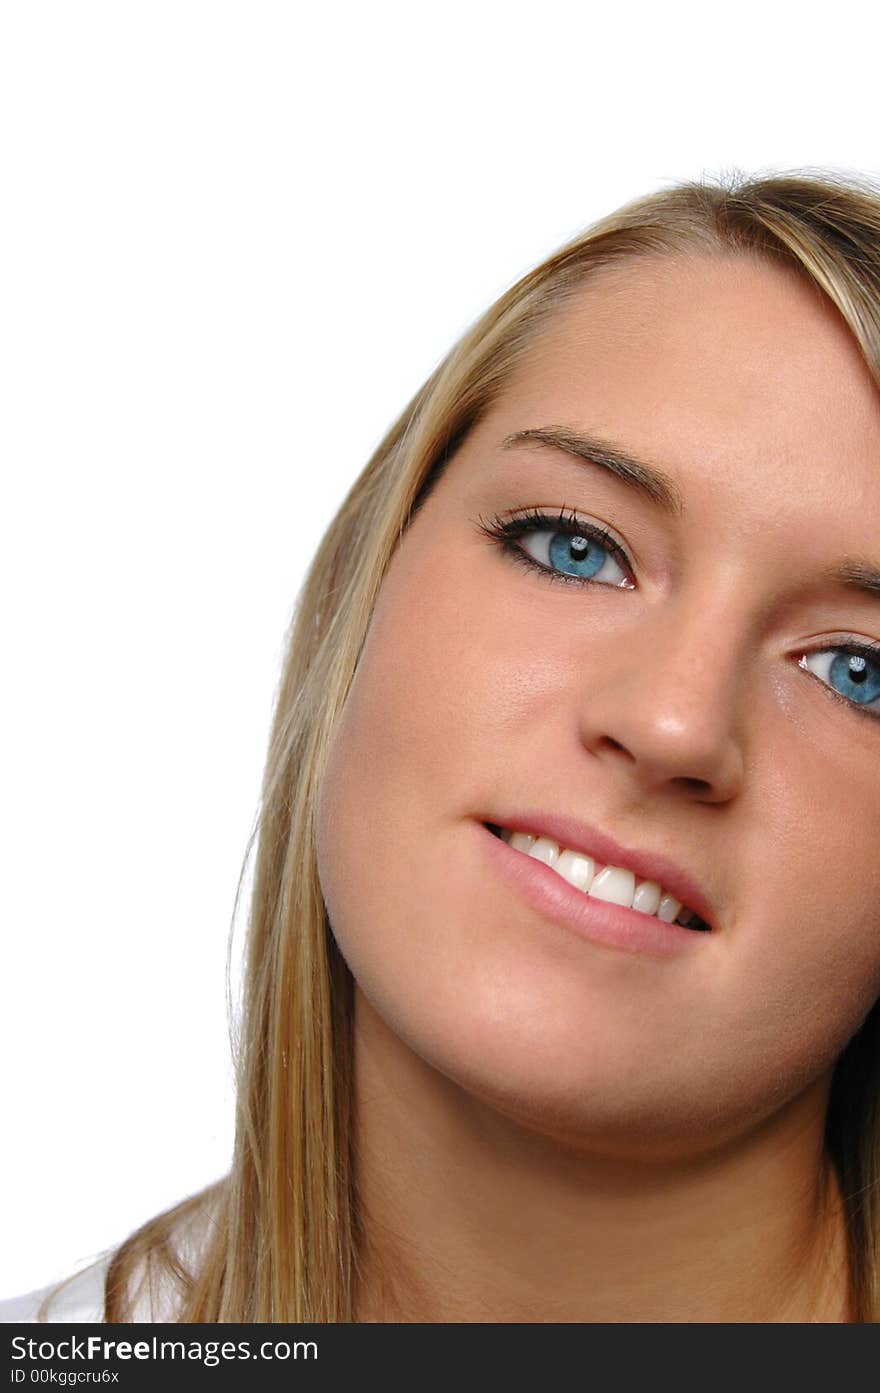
316;253;880;1157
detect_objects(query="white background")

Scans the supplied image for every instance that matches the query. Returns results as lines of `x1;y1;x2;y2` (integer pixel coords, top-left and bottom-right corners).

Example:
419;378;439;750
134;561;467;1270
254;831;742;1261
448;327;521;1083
2;0;879;1298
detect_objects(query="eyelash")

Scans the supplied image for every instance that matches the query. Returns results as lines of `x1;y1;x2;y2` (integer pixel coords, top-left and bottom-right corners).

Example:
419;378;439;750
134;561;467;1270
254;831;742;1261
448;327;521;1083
474;505;880;726
475;505;634;587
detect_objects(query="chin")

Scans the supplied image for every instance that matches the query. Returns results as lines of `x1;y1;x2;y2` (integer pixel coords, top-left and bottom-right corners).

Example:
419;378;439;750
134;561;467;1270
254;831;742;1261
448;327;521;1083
362;973;739;1162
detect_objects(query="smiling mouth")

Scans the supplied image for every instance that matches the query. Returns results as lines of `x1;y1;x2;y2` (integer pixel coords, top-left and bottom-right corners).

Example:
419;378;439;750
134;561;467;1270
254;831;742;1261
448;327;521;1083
484;823;711;931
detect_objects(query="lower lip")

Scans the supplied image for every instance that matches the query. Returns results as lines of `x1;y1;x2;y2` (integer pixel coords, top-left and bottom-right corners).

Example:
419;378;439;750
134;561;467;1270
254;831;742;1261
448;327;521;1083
477;822;710;959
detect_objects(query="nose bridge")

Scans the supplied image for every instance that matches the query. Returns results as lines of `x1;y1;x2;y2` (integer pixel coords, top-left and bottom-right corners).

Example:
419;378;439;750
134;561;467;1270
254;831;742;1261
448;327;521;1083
579;588;749;798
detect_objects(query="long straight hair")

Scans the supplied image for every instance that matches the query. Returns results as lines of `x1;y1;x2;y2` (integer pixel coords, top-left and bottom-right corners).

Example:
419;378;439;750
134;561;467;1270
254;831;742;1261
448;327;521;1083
93;168;880;1323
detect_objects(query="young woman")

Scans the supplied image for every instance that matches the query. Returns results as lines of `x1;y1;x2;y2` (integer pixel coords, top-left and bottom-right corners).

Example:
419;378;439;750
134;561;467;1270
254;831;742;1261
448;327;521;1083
9;167;880;1323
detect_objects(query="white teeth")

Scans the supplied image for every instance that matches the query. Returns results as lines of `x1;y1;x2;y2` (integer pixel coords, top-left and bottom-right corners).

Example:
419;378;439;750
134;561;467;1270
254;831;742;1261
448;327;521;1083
528;836;559;867
508;831;535;852
657;892;682;923
588;865;636;907
631;879;662;916
555;848;596;892
496;825;703;927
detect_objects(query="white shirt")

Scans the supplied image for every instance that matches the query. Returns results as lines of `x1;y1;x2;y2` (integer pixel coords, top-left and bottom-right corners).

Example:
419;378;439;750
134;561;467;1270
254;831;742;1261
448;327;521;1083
0;1195;218;1323
0;1255;112;1323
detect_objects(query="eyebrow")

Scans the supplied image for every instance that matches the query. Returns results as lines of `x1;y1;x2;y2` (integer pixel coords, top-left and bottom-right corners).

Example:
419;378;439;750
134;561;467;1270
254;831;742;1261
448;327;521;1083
501;426;685;515
500;424;880;604
824;557;880;598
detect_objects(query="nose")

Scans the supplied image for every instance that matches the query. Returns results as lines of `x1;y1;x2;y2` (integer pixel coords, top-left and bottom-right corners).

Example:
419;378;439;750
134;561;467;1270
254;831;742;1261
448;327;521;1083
576;600;747;804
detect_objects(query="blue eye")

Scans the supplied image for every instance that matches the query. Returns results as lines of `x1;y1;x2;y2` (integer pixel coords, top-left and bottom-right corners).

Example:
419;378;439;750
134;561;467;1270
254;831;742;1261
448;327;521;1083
799;644;880;719
522;527;632;586
475;507;635;589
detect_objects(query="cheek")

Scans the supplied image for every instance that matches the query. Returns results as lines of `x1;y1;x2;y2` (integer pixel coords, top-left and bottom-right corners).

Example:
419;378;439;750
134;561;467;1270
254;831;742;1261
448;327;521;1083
317;540;559;848
318;569;481;833
732;728;880;1056
314;555;480;1003
314;546;574;1081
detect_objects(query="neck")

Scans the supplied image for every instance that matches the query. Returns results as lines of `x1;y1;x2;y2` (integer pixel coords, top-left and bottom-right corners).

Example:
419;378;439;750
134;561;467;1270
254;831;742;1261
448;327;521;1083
351;991;851;1323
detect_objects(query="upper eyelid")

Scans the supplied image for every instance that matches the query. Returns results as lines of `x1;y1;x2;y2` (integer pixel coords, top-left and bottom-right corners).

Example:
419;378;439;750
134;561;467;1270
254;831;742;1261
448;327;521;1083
502;504;629;542
800;640;880;680
495;507;635;568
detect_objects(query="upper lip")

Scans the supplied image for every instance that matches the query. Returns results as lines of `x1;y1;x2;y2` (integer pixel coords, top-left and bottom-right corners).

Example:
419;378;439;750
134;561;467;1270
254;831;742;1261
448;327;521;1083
484;810;718;930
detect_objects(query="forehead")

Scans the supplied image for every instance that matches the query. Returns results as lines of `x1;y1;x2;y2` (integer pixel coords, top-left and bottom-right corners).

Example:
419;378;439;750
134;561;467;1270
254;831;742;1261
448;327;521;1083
470;252;880;527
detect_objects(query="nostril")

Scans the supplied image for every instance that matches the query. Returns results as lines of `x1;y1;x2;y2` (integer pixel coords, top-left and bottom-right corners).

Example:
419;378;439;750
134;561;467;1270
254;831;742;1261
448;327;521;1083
680;776;713;795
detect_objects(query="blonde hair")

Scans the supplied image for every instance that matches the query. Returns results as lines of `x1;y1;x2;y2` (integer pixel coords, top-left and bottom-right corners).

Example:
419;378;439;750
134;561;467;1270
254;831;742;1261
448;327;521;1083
89;167;880;1323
